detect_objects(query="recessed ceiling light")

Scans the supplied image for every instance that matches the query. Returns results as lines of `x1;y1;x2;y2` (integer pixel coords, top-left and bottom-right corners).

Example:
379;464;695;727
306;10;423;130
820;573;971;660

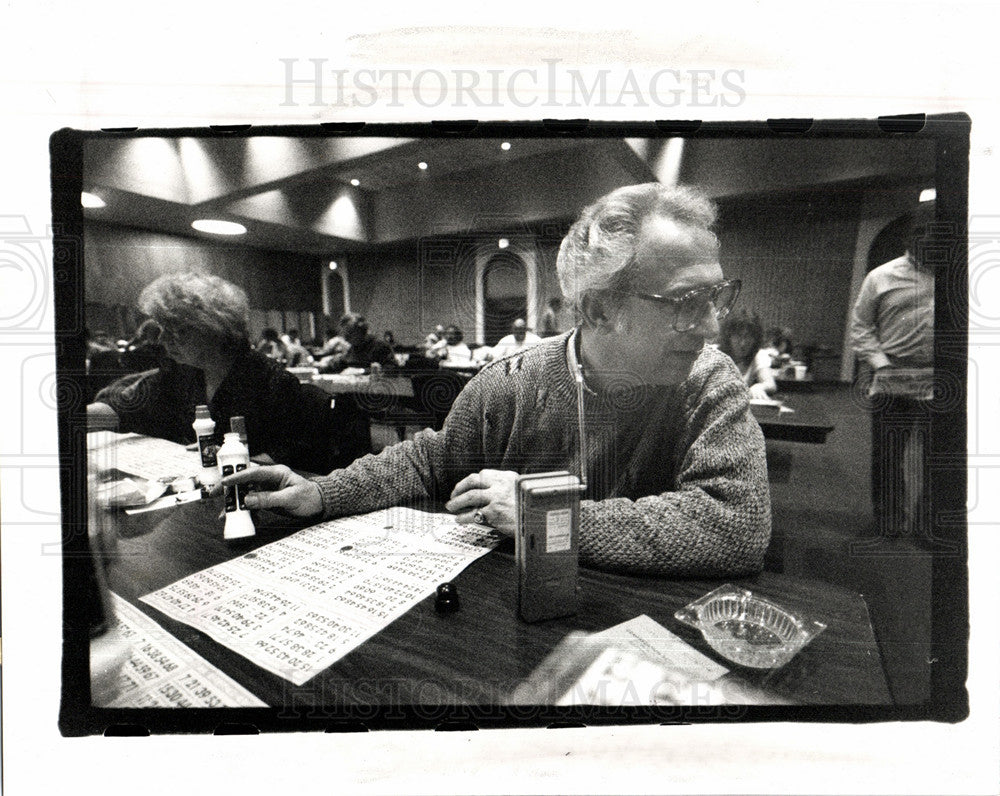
498;238;509;249
500;142;511;151
191;219;247;236
81;191;105;208
329;261;338;270
418;161;428;171
350;179;360;187
919;188;936;203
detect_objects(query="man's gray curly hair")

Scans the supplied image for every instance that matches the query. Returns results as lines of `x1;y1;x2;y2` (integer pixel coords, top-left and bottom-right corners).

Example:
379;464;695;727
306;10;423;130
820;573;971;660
556;183;720;316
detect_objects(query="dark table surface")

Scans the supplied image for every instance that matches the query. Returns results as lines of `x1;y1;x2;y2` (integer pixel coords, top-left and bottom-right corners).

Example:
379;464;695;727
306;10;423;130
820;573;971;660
775;376;843;393
100;497;890;708
310;370;835;444
751;392;836;444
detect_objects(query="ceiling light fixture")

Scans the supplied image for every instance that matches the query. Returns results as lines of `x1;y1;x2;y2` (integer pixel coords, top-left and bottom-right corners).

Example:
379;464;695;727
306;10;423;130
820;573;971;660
191;219;247;236
350;179;360;187
498;238;509;249
500;142;511;151
919;188;936;203
81;191;105;208
418;161;428;171
329;261;338;270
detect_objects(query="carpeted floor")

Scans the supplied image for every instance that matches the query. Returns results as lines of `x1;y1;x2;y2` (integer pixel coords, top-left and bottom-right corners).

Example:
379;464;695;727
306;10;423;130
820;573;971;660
765;385;934;705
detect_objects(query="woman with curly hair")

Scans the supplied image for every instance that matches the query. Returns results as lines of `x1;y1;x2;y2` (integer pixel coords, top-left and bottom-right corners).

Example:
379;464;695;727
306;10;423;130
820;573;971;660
87;271;368;472
718;309;777;400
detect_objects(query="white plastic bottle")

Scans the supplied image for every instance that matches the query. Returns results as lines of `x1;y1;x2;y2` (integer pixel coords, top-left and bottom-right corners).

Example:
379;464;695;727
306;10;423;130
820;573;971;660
218;432;255;540
192;405;220;490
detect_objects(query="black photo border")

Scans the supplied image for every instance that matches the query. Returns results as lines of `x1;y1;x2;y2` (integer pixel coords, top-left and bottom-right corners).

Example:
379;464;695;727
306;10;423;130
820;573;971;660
52;115;970;736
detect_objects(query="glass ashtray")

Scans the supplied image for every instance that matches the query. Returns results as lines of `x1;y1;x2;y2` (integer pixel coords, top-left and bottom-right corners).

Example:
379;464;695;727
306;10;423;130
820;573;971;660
675;585;826;669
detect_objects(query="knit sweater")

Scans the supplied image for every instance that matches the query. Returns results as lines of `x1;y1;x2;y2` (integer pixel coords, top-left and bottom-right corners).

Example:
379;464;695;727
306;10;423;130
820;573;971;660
312;332;771;577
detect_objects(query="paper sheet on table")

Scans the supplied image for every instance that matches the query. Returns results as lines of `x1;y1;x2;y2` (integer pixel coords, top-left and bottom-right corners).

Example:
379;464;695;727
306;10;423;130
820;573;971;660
554;616;729;706
509;614;730;706
88;432;201;481
87;430;136;450
580;613;728;686
141;508;500;685
124;489;203;515
95;592;267;708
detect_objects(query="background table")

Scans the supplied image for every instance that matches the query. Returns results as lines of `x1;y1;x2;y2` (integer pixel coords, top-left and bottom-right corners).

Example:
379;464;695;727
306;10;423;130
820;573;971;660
774;376;837;393
751;392;836;444
101;497;890;708
309;371;837;446
311;372;415;398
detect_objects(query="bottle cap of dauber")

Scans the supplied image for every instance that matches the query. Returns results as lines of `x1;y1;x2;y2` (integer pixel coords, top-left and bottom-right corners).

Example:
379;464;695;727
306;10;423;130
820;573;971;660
434;582;460;614
230;415;248;447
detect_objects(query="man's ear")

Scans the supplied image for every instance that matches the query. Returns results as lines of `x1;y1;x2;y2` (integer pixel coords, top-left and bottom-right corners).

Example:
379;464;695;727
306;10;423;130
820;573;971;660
580;293;615;332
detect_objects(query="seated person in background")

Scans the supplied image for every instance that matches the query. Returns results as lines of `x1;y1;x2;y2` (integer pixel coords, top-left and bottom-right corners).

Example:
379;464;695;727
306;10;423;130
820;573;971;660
87;273;367;473
718;310;777;400
482;318;542;362
120;318;166;373
281;328;314;367
428;324;473;365
318;313;396;373
227;182;770;578
314;325;350;358
255;327;290;364
423;324;446;356
761;326;794;371
86;328;116;363
86;327;126;402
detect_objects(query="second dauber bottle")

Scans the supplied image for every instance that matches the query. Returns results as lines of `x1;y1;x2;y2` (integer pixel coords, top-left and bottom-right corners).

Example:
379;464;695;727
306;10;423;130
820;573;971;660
218;431;255;541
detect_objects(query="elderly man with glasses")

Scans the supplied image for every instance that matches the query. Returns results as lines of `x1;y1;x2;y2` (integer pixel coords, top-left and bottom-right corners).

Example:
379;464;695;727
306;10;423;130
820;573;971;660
228;183;770;577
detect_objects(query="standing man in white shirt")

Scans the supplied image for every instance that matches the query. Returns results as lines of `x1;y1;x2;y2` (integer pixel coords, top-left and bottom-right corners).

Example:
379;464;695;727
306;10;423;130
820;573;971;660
850;202;937;541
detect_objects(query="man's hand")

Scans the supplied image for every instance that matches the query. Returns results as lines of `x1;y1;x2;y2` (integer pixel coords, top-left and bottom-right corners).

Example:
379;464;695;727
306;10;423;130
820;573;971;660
445;469;519;536
220;464;323;518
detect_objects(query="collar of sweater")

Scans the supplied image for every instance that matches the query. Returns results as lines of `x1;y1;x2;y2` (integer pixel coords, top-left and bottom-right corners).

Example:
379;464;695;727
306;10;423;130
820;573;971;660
481;329;691;414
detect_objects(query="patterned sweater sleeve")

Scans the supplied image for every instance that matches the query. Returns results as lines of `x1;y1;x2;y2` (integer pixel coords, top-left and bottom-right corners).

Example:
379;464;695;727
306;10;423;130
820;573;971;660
578;365;771;578
310;378;486;519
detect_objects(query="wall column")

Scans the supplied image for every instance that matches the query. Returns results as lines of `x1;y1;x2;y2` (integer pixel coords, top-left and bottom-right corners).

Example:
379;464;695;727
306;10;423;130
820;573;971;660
515;237;539;331
474;249;486;344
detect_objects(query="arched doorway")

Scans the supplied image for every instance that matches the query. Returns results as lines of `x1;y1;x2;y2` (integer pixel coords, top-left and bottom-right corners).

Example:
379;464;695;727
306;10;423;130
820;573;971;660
483;251;527;345
321;260;349;339
867;213;911;271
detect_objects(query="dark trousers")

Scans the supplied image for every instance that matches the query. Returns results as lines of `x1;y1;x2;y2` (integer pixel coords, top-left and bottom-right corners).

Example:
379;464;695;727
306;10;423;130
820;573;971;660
870;394;931;538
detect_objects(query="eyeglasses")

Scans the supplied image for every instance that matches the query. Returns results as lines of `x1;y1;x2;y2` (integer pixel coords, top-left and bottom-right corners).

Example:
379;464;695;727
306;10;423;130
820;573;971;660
614;278;741;333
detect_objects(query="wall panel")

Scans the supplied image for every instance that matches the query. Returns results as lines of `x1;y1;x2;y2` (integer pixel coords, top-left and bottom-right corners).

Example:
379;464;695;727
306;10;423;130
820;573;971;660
84;222;323;338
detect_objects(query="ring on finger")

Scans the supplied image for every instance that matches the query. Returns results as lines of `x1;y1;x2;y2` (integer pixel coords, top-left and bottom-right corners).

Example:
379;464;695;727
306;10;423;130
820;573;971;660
474;509;487;526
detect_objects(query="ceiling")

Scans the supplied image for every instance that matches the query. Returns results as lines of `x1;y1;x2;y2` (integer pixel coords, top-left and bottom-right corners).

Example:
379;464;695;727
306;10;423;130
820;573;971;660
82;136;653;255
82;133;937;257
